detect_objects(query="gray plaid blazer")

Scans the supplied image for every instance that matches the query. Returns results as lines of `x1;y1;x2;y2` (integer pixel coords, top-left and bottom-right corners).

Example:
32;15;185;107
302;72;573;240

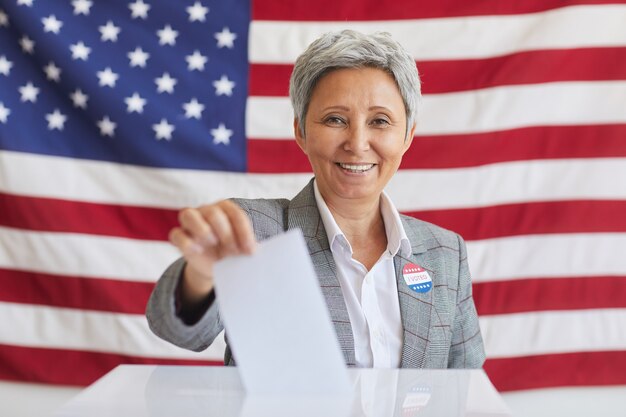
146;179;485;368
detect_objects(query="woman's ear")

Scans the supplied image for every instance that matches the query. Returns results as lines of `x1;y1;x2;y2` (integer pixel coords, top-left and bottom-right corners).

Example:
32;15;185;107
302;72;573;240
403;122;416;151
294;118;307;154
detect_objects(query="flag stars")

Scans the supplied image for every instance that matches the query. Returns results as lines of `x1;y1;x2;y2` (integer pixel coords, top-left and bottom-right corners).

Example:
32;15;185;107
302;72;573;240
211;123;232;145
127;47;149;67
46;109;67;130
19;36;35;54
70;89;88;108
99;21;121;42
213;75;235;96
155;72;177;93
97;67;119;87
215;27;236;48
19;82;39;103
183;98;204;119
70;41;91;60
0;103;10;123
157;25;178;46
129;0;150;19
0;10;9;27
72;0;93;15
125;92;147;113
17;0;34;7
185;50;207;71
187;2;209;22
0;56;13;76
44;62;61;82
97;116;116;137
42;15;63;34
153;119;174;140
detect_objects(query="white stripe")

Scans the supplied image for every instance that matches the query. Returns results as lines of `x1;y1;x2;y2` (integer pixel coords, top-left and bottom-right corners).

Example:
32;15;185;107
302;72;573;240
246;81;626;137
249;5;626;63
0;226;178;282
0;302;225;360
2;151;626;212
466;233;626;282
479;309;626;358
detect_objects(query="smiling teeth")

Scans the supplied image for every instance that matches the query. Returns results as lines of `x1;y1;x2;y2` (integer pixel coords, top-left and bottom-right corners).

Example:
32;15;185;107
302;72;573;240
339;163;374;173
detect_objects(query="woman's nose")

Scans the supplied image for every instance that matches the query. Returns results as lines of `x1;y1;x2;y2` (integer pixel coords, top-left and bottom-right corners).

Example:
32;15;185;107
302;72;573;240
343;125;370;153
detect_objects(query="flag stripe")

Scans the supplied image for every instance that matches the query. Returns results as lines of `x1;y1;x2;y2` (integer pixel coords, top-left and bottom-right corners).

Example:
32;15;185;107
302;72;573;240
248;125;626;172
0;268;154;315
0;344;220;386
479;309;626;358
484;351;626;391
253;0;622;21
0;302;226;360
249;5;626;63
474;276;626;315
247;82;626;138
249;47;626;96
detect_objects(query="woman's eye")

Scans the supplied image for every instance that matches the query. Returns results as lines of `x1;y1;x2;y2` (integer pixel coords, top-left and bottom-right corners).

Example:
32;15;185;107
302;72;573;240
324;116;345;125
371;118;390;126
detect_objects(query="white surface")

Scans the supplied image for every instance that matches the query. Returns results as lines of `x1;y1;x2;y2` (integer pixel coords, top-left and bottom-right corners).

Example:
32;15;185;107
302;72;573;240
213;230;350;395
52;365;511;417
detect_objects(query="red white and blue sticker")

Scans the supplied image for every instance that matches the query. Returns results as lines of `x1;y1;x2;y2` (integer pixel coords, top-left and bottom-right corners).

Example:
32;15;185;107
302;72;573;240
402;263;432;293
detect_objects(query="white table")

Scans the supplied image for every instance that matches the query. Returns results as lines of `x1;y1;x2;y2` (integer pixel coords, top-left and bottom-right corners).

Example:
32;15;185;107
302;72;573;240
53;365;511;417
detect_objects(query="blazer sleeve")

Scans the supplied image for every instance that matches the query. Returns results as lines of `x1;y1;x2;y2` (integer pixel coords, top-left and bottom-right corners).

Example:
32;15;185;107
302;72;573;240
145;257;224;352
448;234;486;368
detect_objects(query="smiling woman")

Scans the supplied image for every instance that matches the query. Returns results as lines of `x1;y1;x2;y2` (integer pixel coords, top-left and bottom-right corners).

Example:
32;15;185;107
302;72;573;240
146;30;485;370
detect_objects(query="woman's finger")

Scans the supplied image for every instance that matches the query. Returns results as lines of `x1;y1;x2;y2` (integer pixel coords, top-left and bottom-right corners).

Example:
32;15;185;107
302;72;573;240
178;207;217;246
220;200;256;254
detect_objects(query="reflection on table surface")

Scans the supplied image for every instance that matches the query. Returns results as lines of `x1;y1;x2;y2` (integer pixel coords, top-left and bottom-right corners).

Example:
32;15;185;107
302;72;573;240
54;365;511;417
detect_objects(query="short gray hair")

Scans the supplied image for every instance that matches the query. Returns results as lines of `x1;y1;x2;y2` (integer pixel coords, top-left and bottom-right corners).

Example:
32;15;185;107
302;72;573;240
289;30;421;139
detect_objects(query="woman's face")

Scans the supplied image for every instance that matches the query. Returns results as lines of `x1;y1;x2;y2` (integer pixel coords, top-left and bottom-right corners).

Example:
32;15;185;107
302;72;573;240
295;67;415;207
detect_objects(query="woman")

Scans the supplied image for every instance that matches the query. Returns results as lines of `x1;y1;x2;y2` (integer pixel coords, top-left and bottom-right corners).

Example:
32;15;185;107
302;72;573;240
147;30;485;369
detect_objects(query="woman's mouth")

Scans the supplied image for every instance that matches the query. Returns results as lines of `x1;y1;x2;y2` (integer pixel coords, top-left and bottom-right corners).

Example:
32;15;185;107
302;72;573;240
336;162;375;173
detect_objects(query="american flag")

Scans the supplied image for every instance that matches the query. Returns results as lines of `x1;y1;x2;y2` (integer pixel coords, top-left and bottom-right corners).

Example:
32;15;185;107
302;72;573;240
0;0;625;391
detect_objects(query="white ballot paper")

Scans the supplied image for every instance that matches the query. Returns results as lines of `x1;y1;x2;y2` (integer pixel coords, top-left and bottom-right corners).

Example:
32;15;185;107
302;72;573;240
213;229;351;395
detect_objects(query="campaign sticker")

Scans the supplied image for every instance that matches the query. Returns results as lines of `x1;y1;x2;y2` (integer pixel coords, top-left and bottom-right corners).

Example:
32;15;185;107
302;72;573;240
402;263;432;293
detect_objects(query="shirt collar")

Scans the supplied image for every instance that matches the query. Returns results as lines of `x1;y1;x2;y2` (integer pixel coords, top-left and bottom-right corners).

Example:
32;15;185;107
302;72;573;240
313;179;412;258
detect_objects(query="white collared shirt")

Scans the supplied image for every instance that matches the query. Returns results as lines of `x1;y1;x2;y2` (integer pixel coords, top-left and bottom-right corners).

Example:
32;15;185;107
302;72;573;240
313;180;411;368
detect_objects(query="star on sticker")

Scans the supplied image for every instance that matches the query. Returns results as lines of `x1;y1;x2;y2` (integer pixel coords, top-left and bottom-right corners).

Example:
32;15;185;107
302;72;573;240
187;2;208;22
125;92;146;113
157;24;178;46
97;116;116;137
0;10;9;27
19;82;39;103
154;72;177;93
42;15;63;34
46;109;67;130
213;75;235;96
44;62;61;82
185;50;207;71
19;36;35;54
127;47;149;67
72;0;92;15
0;56;13;76
97;67;118;87
129;0;150;19
0;103;10;123
70;41;91;60
99;21;121;42
183;98;204;119
153;119;174;140
211;123;232;145
214;27;236;49
70;89;88;108
17;0;34;6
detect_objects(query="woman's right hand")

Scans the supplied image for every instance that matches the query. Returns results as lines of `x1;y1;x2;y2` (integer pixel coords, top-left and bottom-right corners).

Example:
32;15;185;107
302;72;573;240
168;200;256;307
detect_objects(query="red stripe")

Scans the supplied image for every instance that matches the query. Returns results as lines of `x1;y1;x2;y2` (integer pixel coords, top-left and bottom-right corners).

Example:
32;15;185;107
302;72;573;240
248;125;626;172
474;276;626;315
0;344;221;386
252;0;620;21
484;351;626;391
0;192;177;240
249;48;626;96
0;268;154;314
409;200;626;241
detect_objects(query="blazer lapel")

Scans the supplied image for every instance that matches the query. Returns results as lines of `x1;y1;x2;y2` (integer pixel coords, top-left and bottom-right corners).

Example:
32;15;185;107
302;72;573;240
395;218;432;368
287;179;356;366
